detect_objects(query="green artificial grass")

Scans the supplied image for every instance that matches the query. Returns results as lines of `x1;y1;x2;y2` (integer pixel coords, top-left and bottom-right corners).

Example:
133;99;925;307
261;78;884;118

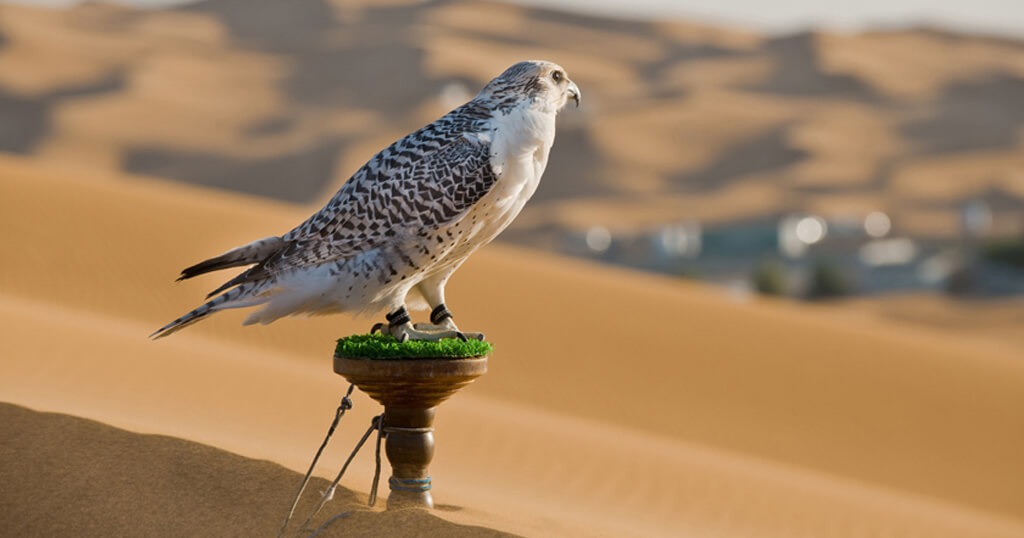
336;333;493;359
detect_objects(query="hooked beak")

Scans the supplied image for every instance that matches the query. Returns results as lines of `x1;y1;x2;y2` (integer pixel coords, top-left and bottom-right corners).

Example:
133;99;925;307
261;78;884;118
567;82;581;108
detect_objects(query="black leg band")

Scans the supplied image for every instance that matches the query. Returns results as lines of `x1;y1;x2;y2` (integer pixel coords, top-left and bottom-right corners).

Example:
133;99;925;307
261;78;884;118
386;306;411;326
430;304;453;325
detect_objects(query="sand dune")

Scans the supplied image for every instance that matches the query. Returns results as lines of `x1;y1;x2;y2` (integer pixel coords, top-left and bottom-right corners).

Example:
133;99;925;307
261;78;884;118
1;0;1022;239
0;403;512;538
3;155;1024;536
4;290;1024;537
3;1;1024;536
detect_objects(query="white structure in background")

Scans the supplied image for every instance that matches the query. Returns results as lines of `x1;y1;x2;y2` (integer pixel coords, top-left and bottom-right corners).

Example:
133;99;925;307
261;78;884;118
864;211;891;238
859;210;917;266
563;226;614;256
584;226;612;253
779;215;828;258
654;222;702;259
859;238;918;266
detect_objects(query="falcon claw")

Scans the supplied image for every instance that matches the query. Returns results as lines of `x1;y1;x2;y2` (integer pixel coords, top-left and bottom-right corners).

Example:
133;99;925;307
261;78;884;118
378;310;484;343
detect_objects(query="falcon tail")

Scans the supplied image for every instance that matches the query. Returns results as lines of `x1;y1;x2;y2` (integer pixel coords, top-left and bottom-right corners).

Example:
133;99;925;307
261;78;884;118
150;305;215;339
150;285;266;339
177;236;284;281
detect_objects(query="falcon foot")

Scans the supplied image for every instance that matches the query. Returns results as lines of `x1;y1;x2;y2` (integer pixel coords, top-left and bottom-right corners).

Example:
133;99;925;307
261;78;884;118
370;306;484;342
414;303;485;341
411;323;485;342
371;322;480;342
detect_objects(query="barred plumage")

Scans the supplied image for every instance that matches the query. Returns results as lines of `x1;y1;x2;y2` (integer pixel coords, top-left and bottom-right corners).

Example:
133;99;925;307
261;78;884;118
153;60;580;341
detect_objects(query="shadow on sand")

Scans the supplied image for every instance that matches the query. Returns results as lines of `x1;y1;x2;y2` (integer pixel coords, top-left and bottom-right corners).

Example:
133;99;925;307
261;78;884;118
0;403;517;538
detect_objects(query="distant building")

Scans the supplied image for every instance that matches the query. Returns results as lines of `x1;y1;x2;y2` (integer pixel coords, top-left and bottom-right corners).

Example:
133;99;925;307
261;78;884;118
535;210;1024;300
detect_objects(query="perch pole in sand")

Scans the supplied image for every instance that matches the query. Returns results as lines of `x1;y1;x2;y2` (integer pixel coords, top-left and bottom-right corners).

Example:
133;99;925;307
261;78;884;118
333;353;487;509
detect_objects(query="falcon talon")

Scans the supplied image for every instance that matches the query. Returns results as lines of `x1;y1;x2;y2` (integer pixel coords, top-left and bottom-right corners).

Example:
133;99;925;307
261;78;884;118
152;60;579;340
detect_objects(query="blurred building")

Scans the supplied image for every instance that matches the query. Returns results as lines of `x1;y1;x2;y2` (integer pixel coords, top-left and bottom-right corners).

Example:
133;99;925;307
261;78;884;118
505;209;1024;300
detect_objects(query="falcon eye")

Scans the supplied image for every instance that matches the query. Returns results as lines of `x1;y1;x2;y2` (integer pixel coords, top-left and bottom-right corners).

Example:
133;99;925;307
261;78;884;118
551;70;563;83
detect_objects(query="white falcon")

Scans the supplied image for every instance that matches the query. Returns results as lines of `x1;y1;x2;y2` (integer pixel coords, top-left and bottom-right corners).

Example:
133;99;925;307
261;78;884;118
153;60;580;342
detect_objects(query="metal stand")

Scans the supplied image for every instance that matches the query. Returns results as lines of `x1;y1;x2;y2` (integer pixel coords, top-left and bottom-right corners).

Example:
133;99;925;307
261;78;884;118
333;356;487;509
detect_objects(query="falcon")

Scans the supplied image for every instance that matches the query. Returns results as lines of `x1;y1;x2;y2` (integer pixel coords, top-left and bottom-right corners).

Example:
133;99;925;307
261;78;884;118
153;60;580;342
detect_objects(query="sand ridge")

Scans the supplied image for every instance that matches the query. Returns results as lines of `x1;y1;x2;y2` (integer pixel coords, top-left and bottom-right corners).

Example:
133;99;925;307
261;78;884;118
3;155;1024;536
4;290;1024;538
0;403;516;538
1;0;1022;236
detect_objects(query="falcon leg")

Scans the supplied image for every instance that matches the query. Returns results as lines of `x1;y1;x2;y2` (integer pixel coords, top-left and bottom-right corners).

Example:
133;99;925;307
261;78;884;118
411;304;456;332
412;304;485;341
371;306;476;342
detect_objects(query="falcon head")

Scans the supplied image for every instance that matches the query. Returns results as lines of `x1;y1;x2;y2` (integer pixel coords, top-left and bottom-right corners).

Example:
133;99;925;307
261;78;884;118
480;60;581;113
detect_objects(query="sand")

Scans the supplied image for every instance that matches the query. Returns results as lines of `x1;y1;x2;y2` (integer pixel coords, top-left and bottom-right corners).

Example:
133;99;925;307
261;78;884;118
1;1;1024;535
0;403;510;538
1;0;1023;237
3;154;1024;537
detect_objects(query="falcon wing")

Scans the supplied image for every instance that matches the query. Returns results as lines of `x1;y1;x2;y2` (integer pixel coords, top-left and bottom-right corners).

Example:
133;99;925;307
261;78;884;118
292;131;497;258
205;122;497;297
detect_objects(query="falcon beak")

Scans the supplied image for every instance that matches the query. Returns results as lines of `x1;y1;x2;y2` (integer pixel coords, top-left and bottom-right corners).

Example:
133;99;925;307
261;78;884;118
567;82;580;108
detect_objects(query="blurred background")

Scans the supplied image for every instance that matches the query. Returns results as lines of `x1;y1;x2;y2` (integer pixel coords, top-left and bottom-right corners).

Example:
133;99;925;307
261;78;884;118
2;0;1022;347
3;1;1024;536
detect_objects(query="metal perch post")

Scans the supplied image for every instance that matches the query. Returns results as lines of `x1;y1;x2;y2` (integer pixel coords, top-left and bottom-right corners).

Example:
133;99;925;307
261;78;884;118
333;355;487;509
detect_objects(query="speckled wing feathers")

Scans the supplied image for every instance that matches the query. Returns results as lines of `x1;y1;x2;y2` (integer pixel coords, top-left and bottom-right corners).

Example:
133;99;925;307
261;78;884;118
213;103;497;293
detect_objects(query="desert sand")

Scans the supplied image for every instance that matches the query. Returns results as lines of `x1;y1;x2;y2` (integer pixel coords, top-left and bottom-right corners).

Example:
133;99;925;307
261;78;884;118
1;0;1022;238
2;0;1024;535
3;154;1024;537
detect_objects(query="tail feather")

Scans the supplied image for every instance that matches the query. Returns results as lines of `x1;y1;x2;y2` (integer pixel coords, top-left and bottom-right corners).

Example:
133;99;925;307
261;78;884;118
149;306;214;339
150;285;269;339
204;269;254;299
177;236;285;281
